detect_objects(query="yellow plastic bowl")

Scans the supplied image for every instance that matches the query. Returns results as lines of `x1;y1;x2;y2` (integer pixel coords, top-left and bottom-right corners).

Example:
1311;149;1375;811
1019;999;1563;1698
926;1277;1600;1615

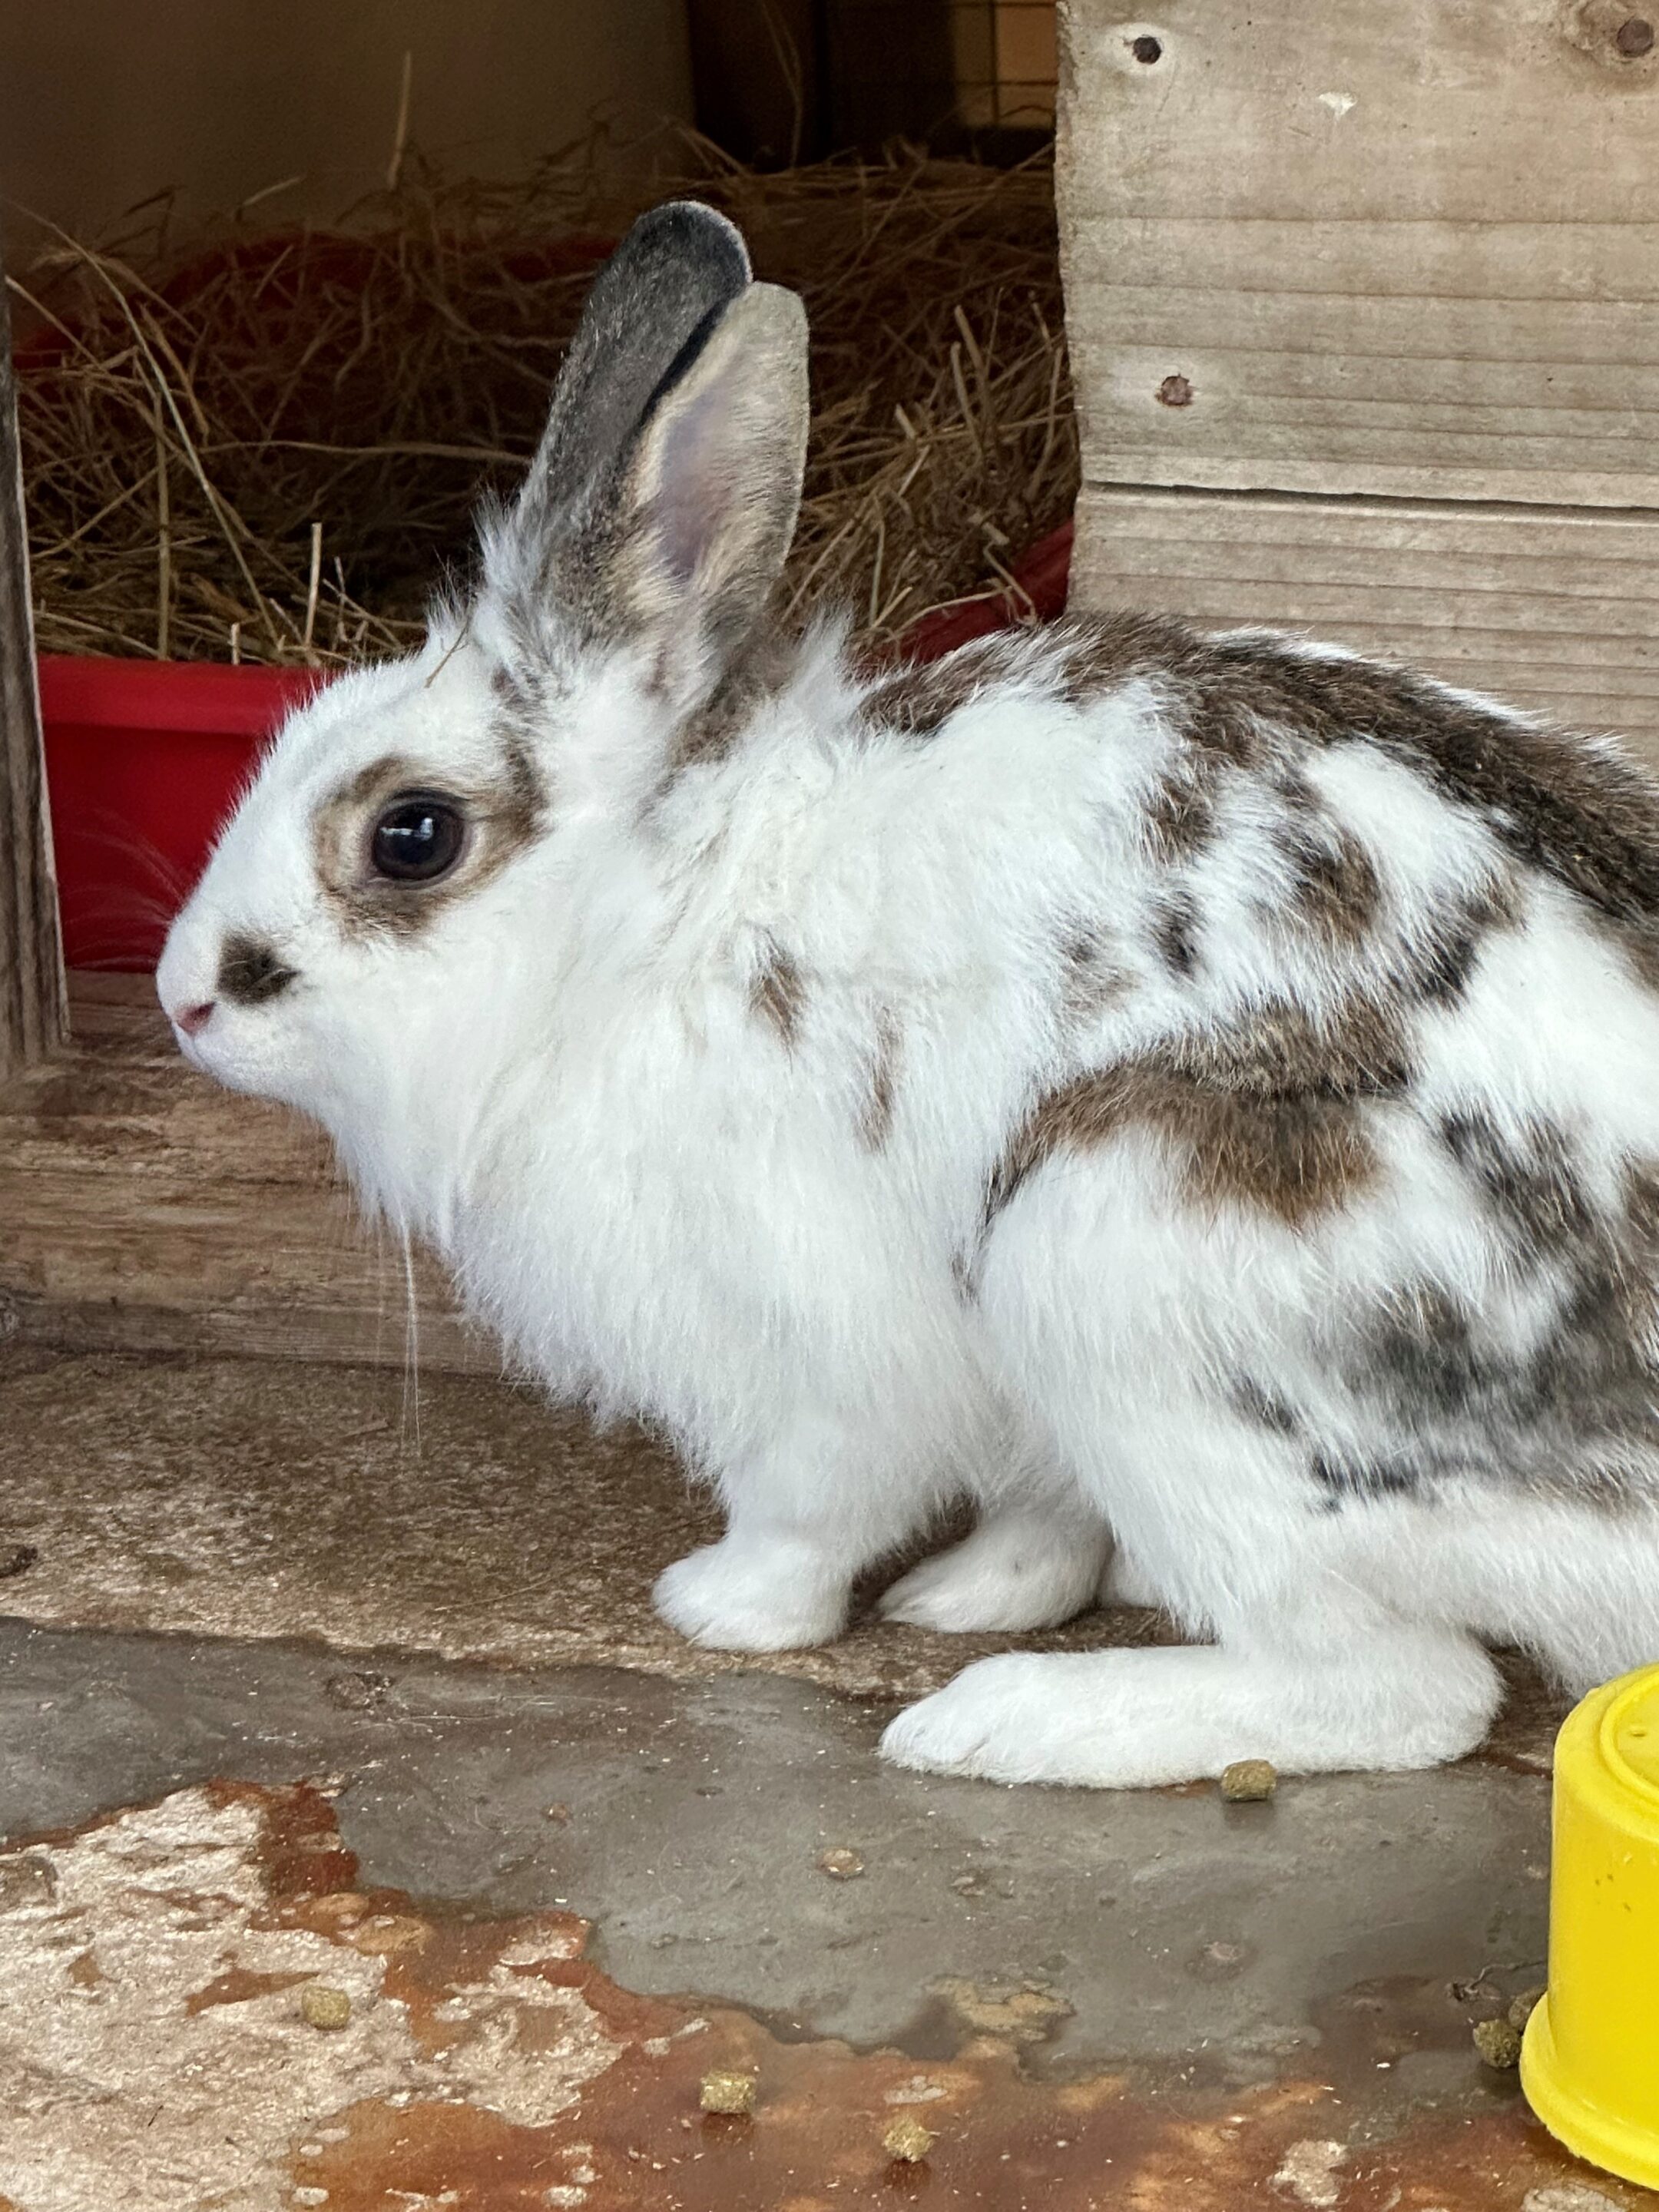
1522;1661;1659;2190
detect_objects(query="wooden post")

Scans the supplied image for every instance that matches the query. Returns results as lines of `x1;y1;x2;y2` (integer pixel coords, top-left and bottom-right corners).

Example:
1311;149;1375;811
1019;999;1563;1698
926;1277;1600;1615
0;240;67;1086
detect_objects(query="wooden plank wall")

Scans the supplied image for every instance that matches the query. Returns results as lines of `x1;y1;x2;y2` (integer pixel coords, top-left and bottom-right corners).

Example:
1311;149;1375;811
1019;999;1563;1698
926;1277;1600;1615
1058;0;1659;757
0;975;488;1373
0;241;67;1086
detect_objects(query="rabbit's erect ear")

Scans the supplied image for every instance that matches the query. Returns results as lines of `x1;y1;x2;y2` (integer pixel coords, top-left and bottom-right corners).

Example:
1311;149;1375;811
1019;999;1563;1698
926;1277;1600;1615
604;281;808;674
508;200;752;568
482;200;808;698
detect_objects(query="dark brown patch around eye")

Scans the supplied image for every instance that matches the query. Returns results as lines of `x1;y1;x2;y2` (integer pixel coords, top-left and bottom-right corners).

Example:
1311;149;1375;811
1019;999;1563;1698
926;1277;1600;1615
313;740;548;939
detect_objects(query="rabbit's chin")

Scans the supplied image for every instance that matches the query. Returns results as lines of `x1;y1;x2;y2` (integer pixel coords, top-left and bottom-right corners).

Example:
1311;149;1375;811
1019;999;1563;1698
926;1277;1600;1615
178;1009;333;1122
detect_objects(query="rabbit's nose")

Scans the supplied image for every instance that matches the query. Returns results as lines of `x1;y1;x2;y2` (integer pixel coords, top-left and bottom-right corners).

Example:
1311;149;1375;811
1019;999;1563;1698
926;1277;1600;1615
174;1000;216;1037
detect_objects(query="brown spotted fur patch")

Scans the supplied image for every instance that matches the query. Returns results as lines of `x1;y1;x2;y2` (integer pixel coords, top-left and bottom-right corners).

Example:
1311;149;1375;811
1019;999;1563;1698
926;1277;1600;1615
1151;890;1202;978
1277;821;1383;947
862;632;1035;740
1386;875;1521;1006
750;939;806;1045
1058;926;1131;1023
986;987;1409;1237
1311;1123;1659;1503
1144;760;1219;864
858;1007;902;1150
991;1055;1379;1233
1047;613;1659;976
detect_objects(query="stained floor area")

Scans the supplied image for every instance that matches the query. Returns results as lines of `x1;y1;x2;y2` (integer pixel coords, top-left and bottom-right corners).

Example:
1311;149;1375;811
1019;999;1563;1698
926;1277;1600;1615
0;1339;1641;2210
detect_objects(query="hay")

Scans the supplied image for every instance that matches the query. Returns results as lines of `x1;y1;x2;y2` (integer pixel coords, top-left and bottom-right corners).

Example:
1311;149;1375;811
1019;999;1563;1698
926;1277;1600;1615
12;137;1075;668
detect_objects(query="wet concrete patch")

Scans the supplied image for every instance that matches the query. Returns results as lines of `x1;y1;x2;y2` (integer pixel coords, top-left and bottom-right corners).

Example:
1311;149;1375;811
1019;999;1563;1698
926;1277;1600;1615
0;1620;1558;2085
0;1775;1638;2212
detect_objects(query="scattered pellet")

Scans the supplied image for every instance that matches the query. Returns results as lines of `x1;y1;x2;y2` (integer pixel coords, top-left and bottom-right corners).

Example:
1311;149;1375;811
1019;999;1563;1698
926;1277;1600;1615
300;1984;352;2031
1508;1985;1547;2032
699;2069;757;2115
883;2114;937;2163
816;1847;864;1880
1220;1759;1278;1803
1473;2017;1523;2070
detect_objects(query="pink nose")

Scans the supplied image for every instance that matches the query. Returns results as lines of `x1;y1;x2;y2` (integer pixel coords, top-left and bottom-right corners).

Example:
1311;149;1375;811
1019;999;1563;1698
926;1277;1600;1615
174;1000;215;1037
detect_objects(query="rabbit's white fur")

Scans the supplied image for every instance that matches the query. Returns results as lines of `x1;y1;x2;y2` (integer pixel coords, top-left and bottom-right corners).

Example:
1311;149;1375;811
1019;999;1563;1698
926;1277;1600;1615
159;204;1659;1786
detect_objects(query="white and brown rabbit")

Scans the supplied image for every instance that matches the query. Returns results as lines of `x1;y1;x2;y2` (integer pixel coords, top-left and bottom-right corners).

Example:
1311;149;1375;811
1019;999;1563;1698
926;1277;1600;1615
158;201;1659;1786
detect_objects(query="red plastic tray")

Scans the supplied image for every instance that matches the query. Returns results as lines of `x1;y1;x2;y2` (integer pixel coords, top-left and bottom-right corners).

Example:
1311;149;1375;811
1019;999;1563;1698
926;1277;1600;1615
39;655;321;970
37;522;1073;971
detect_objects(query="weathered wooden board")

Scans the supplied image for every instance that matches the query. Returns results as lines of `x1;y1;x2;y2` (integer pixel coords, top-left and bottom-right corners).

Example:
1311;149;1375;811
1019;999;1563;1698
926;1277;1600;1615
1058;0;1659;506
0;239;67;1087
1071;485;1659;760
0;975;490;1372
1059;0;1659;745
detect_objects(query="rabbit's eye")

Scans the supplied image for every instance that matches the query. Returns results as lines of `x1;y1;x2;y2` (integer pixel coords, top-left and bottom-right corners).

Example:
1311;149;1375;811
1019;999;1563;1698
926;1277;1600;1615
370;793;466;882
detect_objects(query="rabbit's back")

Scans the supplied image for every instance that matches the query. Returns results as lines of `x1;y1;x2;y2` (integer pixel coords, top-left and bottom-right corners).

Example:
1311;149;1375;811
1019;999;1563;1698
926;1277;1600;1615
892;614;1659;1537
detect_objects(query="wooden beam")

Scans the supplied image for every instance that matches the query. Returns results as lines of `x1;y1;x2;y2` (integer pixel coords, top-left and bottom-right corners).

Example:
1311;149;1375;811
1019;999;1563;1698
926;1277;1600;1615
0;243;67;1088
1071;483;1659;766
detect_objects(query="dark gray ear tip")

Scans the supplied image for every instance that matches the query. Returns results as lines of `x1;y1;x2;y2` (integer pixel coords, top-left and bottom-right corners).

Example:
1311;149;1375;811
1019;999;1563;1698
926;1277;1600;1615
610;199;751;290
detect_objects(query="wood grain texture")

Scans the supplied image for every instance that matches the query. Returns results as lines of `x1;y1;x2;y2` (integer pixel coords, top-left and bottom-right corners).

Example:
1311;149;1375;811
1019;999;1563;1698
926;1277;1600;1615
1070;484;1659;763
0;975;491;1372
1058;0;1659;505
0;243;67;1086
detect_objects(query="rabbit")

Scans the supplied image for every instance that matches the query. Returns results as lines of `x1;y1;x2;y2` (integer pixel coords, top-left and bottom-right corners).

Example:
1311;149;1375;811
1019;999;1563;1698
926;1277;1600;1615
157;199;1659;1789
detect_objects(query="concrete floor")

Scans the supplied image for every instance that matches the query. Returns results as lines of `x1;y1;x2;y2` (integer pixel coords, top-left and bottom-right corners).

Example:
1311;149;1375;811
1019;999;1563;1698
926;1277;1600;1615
0;1341;1641;2210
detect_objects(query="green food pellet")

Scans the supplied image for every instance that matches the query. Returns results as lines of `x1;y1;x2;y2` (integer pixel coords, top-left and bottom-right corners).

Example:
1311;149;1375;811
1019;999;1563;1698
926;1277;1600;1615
1473;2016;1522;2069
882;2114;936;2163
1220;1760;1277;1803
1508;1985;1546;2032
300;1984;352;2031
816;1847;865;1880
699;2069;757;2115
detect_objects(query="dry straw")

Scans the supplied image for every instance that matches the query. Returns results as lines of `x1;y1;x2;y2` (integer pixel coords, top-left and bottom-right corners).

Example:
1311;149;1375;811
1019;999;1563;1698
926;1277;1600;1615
12;135;1075;669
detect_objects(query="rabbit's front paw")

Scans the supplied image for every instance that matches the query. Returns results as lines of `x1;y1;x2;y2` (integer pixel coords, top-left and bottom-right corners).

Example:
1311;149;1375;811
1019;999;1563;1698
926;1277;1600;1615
880;1652;1068;1781
653;1538;849;1651
879;1510;1110;1633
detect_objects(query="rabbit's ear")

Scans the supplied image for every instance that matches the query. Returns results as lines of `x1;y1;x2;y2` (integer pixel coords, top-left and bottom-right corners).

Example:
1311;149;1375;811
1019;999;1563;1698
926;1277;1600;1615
482;203;808;703
600;280;809;680
506;200;752;571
